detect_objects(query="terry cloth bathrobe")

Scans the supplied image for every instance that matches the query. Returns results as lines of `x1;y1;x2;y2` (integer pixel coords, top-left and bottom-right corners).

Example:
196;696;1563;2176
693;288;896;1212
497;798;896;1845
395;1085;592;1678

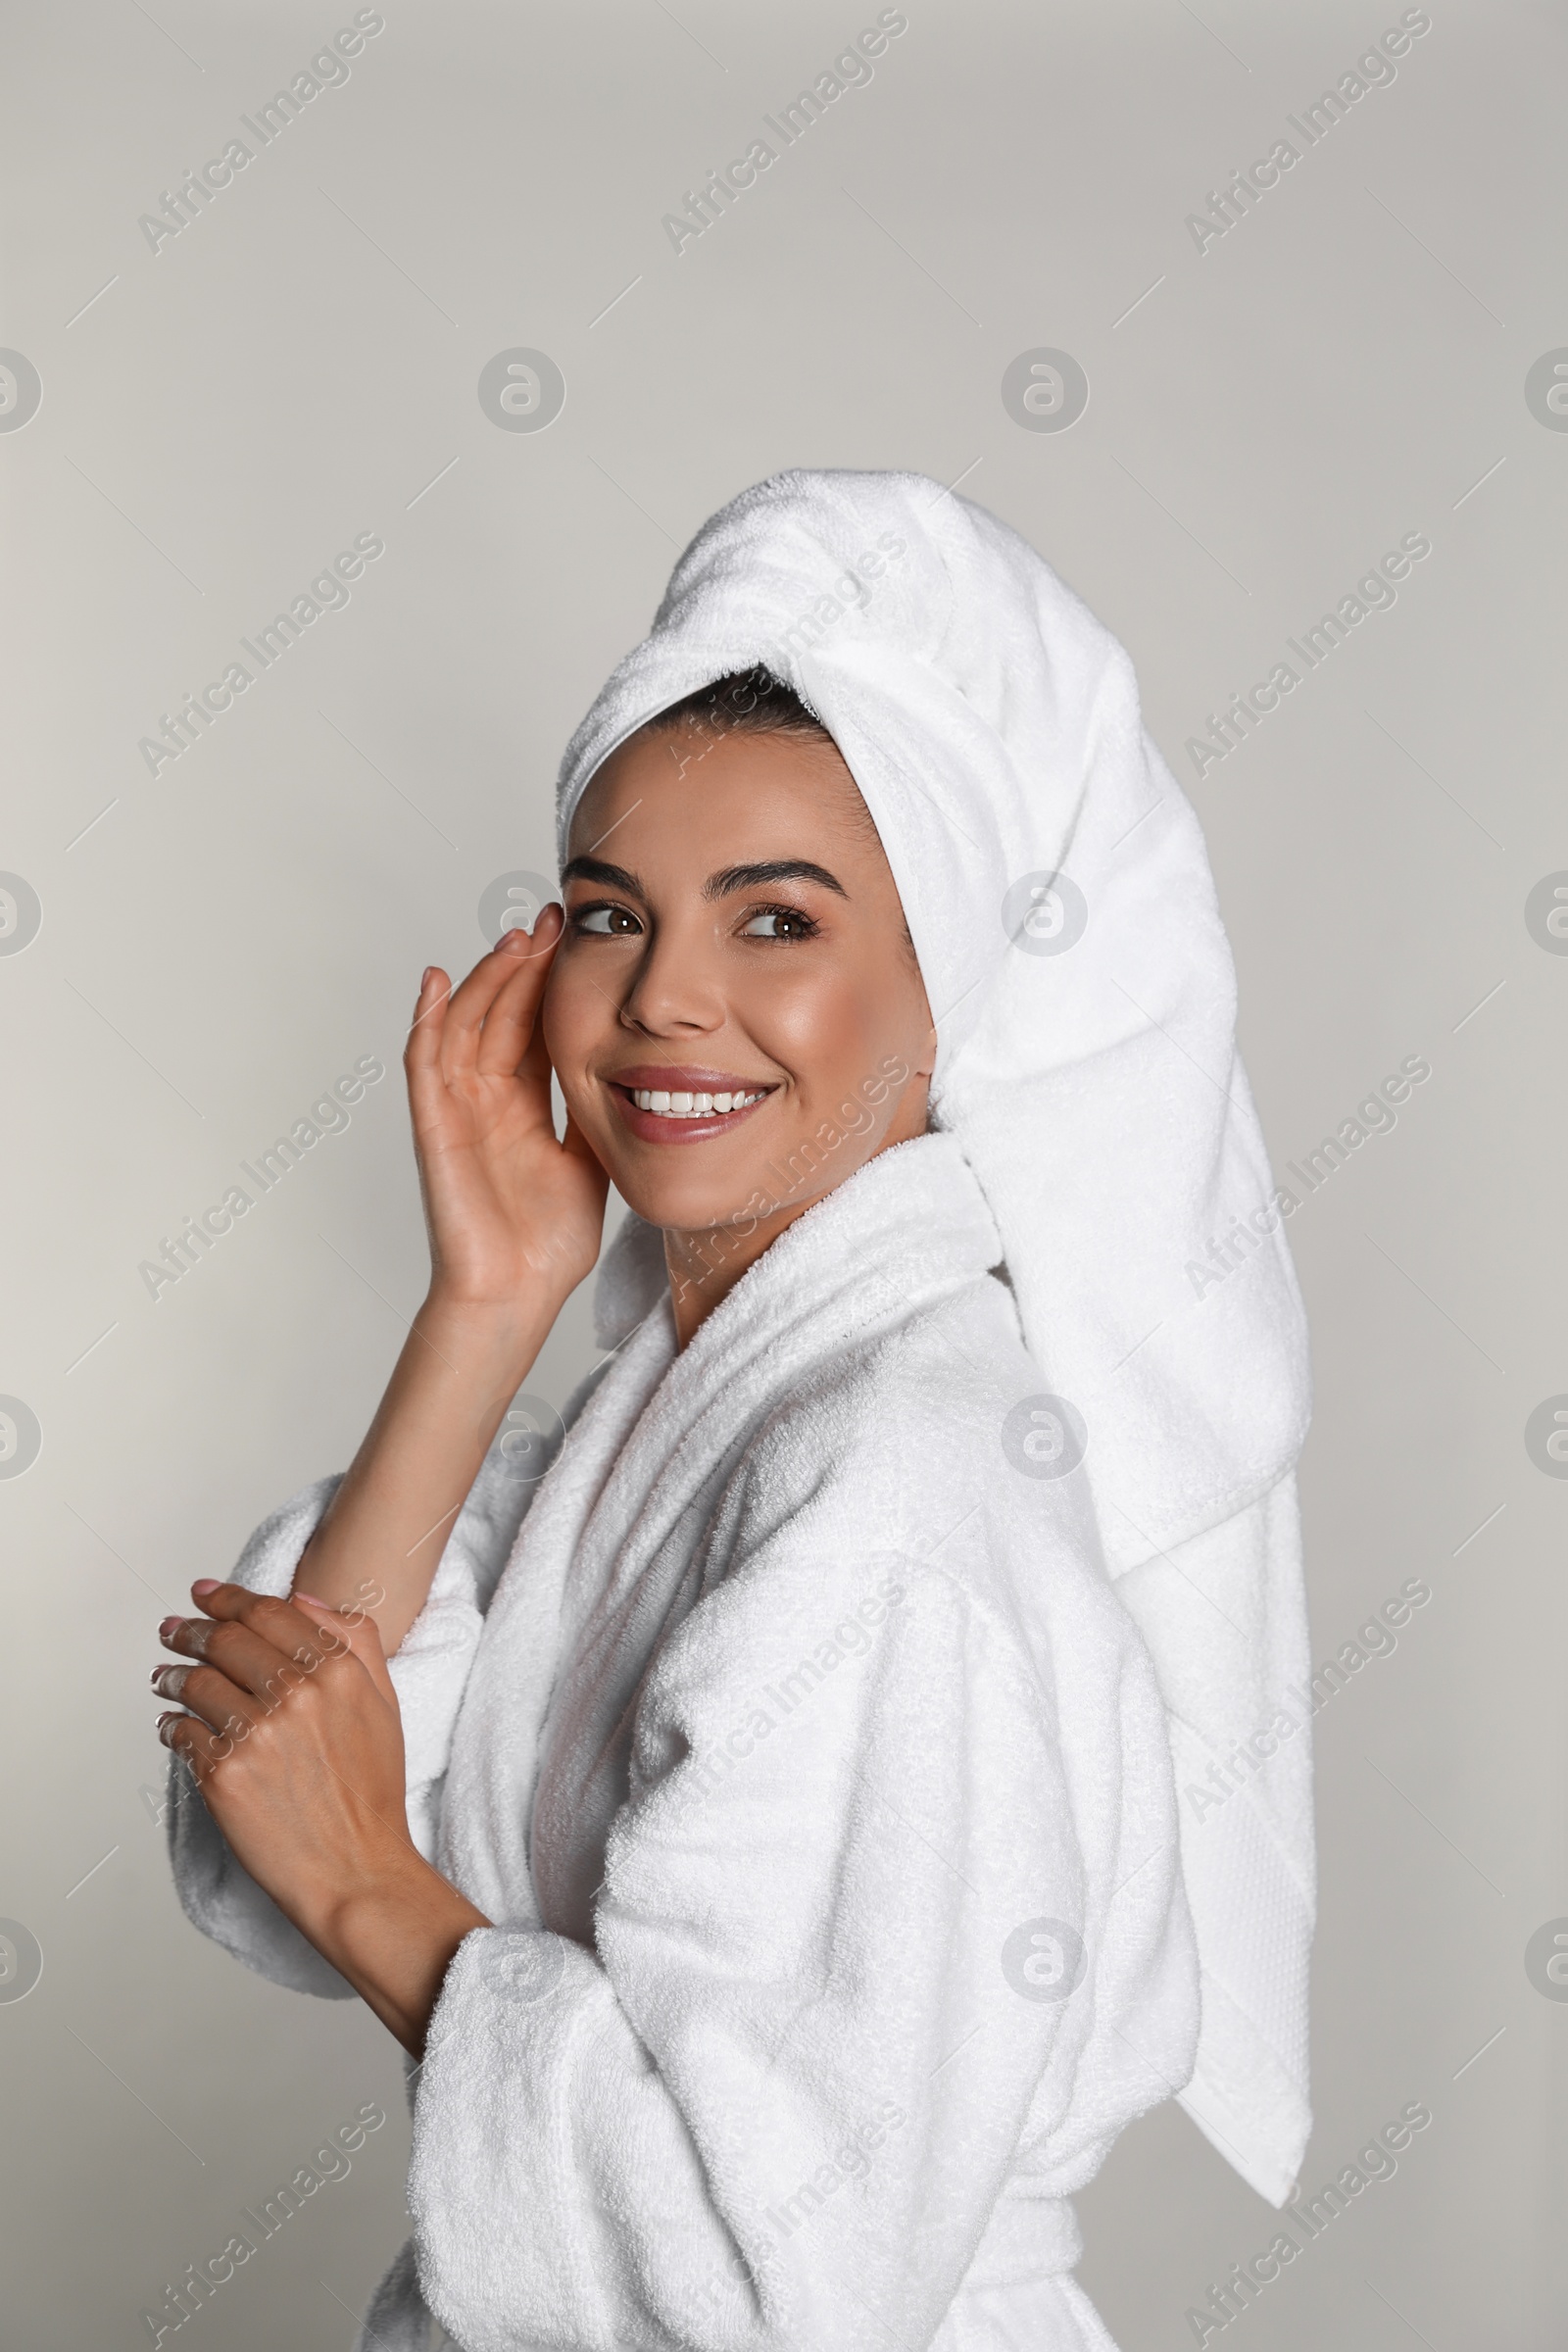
169;470;1314;2352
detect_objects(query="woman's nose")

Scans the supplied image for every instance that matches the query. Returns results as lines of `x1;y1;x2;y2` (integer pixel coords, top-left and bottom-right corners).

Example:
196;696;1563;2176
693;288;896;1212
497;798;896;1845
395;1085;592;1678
617;921;726;1035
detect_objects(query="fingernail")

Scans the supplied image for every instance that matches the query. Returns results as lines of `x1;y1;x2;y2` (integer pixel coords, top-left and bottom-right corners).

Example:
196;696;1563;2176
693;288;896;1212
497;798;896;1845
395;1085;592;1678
420;966;435;990
191;1579;220;1596
159;1616;182;1641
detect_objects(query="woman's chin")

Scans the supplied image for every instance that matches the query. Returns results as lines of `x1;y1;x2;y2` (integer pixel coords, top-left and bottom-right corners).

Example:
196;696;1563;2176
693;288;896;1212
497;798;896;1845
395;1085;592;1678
596;1131;795;1231
610;1165;769;1235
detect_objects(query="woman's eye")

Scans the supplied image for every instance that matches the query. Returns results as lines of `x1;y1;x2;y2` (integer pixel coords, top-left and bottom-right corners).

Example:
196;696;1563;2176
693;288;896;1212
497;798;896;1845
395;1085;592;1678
573;903;642;937
740;906;818;941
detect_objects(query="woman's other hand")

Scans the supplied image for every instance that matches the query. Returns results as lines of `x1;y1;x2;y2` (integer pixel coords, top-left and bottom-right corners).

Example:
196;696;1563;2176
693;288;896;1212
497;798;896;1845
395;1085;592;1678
156;1582;409;1915
156;1580;487;2053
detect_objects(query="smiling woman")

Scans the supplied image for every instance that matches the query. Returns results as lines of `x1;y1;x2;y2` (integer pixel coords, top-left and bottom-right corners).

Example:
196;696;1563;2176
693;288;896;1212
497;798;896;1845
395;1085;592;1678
158;468;1314;2352
544;672;935;1341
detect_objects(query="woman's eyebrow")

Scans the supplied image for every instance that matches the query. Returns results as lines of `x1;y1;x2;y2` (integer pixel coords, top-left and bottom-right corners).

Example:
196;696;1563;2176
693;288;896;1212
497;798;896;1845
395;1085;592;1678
704;859;849;900
561;856;644;895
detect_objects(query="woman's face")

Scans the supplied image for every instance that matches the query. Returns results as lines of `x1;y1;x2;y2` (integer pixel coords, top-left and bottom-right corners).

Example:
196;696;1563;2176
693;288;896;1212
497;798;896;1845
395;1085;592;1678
542;717;936;1256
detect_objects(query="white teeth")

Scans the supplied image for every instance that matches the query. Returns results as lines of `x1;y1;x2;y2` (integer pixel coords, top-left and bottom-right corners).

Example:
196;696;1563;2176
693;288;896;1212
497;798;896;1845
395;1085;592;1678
629;1087;763;1118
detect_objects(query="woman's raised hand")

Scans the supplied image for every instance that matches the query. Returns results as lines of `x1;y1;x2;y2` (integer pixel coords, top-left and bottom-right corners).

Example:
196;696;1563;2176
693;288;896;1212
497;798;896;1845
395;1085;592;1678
406;906;608;1315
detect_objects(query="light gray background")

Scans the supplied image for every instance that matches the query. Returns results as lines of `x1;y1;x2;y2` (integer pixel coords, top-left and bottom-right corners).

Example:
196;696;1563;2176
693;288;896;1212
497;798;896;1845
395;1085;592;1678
2;1;1563;2344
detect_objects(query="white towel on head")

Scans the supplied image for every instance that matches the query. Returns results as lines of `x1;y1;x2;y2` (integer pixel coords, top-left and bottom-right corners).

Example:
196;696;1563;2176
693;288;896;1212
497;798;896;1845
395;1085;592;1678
559;468;1315;2202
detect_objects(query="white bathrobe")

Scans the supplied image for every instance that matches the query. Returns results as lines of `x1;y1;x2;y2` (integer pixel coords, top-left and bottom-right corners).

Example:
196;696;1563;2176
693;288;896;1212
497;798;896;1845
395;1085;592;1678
171;1132;1202;2352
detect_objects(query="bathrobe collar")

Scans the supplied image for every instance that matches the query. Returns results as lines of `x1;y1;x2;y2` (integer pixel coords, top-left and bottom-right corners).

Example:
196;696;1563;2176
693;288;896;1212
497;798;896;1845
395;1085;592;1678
637;1127;1002;1393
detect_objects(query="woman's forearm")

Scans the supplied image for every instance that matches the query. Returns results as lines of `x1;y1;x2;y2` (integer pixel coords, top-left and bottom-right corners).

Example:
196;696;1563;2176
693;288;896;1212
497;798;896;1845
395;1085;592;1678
293;1287;564;1655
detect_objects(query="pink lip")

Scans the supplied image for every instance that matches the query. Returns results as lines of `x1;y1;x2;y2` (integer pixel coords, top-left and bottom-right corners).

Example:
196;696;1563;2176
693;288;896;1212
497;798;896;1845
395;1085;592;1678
604;1066;779;1147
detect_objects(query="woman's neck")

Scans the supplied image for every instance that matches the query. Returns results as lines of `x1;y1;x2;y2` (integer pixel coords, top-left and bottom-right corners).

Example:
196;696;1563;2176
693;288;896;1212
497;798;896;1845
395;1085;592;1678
662;1087;932;1348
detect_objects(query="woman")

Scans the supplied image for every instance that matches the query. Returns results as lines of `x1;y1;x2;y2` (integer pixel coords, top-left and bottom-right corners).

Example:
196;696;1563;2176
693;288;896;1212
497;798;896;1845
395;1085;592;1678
157;469;1314;2351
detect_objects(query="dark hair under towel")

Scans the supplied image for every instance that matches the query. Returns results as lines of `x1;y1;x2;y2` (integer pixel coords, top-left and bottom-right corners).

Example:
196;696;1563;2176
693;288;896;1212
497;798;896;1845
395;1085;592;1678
645;666;834;746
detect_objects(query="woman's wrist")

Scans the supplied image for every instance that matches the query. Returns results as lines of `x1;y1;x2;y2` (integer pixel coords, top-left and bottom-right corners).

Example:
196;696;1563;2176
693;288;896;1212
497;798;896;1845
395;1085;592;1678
416;1279;563;1356
291;1276;567;1652
422;1279;575;1373
294;1833;489;2055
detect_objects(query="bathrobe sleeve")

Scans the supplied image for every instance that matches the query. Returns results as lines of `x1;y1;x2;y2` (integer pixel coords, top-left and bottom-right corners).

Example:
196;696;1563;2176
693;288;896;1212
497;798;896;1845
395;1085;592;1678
407;1467;1193;2352
166;1417;561;1996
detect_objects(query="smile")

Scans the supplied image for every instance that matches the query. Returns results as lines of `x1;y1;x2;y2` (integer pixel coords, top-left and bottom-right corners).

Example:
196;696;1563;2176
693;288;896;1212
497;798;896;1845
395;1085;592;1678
631;1087;765;1118
607;1069;778;1145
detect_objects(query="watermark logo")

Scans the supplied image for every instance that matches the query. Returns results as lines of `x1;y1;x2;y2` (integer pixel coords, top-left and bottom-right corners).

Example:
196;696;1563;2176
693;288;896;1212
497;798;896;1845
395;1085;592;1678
0;1397;42;1480
478;869;559;945
0;351;41;432
1183;12;1433;262
492;1396;565;1484
760;534;907;675
688;1569;906;1806
0;1918;43;2001
1524;1395;1568;1478
1524;350;1568;431
1001;347;1089;433
1001;1916;1086;2002
661;13;908;257
1002;1394;1087;1480
1186;529;1433;778
1186;1573;1433;1826
1186;2097;1434;2341
1525;1919;1568;2000
0;872;41;955
1190;1053;1432;1302
138;1056;387;1302
477;349;565;432
1002;870;1089;956
136;13;387;258
138;2097;387;2345
1524;871;1568;953
478;1932;566;2004
138;530;387;779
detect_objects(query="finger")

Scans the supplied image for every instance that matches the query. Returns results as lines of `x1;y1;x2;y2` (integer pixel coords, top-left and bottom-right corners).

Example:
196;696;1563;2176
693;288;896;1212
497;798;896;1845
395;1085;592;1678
405;965;452;1070
472;911;564;1080
441;907;563;1085
161;1609;323;1704
180;1581;394;1710
159;1708;241;1784
293;1589;398;1707
152;1658;263;1739
444;921;562;1096
405;967;458;1160
174;1584;357;1677
405;967;454;1159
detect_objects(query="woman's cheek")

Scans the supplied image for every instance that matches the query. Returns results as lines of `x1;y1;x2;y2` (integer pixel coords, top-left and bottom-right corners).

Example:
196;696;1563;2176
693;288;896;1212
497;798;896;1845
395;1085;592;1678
805;976;882;1101
540;968;596;1111
747;963;858;1064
